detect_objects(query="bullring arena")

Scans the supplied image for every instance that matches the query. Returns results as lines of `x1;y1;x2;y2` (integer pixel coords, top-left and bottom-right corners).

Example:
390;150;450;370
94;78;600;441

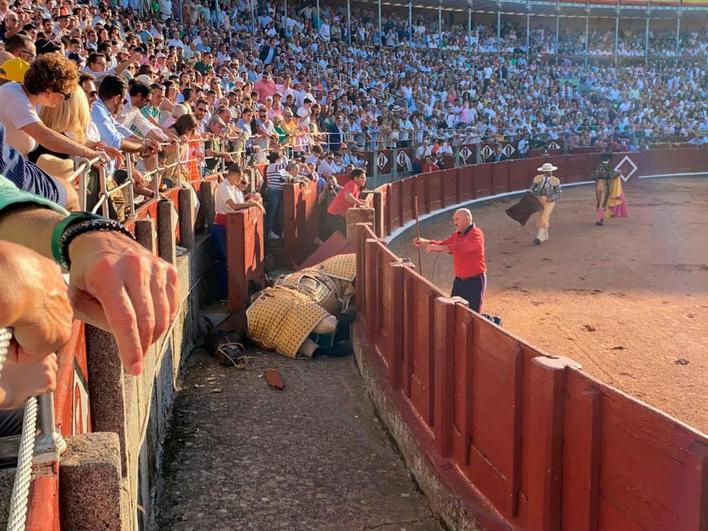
391;176;708;433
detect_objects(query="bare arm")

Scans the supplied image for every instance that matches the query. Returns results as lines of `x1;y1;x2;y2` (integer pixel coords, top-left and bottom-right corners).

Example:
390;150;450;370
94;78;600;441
344;192;367;207
22;122;101;159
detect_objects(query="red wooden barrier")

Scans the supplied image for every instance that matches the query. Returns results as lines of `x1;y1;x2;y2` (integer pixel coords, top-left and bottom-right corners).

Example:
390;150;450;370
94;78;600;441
361;146;708;530
400;177;414;225
226;206;265;313
473;164;492;198
508;158;531;191
456;167;474;202
412;173;429;214
387;181;401;231
282;180;319;265
426;171;443;212
565;154;588;183
401;266;446;430
491;161;511;195
441;168;459;207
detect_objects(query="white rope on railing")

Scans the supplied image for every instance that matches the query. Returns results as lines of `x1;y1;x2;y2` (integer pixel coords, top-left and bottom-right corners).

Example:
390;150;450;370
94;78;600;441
6;397;37;531
0;328;38;531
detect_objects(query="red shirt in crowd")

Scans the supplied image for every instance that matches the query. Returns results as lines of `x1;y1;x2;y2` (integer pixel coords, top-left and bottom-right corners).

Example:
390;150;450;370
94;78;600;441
328;180;361;218
422;162;440;173
434;224;486;279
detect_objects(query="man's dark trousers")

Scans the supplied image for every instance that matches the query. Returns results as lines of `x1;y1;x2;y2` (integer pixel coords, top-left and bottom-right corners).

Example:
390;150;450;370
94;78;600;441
451;274;486;313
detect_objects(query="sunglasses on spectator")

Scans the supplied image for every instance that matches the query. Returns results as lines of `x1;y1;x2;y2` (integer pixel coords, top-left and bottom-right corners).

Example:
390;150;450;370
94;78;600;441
59;91;71;101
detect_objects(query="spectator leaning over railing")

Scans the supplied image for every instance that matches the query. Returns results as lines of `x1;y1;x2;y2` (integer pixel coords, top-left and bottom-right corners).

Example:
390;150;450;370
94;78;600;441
91;74;159;207
211;163;265;299
121;81;174;144
326;167;369;238
0;53;109;165
0;122;77;209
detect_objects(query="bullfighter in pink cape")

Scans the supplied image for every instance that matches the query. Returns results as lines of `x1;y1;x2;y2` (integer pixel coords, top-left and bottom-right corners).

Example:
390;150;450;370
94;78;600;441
593;153;628;225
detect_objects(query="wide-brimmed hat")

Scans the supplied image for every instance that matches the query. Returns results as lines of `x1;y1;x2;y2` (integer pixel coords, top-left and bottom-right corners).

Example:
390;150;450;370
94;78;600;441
537;162;558;172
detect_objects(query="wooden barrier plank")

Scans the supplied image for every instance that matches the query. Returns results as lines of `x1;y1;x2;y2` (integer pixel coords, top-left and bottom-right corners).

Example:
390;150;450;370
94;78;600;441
566;154;588;183
388;181;401;231
433;297;457;457
562;373;603;531
382;259;408;390
473;165;492;198
413;173;429;214
427;171;444;212
508;158;531;192
226;207;265;313
374;244;404;368
461;317;524;519
523;356;571;531
282;180;319;265
491;161;511;195
364;238;381;344
401;178;414;225
401;268;446;430
453;304;475;467
549;155;568;185
406;279;437;427
458;167;475;202
441;168;459;207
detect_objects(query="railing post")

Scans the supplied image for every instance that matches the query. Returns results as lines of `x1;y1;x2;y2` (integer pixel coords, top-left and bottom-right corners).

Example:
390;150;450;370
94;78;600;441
177;188;195;251
433;297;457;458
134;218;156;254
200;180;216;231
77;158;89;211
157;199;177;265
97;165;109;218
124;153;136;219
33;393;66;464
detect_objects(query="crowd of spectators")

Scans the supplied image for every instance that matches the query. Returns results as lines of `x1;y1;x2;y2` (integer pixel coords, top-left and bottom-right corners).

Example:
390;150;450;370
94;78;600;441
0;0;704;227
0;0;705;421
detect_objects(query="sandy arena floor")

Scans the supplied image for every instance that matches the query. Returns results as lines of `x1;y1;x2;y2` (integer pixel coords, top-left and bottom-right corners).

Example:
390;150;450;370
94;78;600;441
390;177;708;434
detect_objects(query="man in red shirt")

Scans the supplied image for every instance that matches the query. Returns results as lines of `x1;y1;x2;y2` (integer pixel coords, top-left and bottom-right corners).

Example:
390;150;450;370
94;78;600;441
415;208;487;312
421;155;440;173
327;168;369;236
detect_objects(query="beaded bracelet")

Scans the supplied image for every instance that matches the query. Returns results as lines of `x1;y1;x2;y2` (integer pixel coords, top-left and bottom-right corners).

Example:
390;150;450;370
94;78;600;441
55;217;134;270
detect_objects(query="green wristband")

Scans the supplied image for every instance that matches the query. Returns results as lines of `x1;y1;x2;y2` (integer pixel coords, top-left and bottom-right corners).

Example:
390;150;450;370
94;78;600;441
51;212;103;268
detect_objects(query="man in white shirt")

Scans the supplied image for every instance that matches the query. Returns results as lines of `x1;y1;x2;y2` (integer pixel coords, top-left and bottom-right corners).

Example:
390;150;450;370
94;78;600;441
121;82;171;143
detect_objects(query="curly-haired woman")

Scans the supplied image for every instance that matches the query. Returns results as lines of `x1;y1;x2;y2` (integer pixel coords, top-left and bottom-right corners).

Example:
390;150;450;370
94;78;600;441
0;52;107;162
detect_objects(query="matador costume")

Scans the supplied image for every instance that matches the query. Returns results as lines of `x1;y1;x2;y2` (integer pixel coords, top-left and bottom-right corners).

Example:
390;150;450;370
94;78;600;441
246;253;356;359
530;162;562;245
593;154;628;225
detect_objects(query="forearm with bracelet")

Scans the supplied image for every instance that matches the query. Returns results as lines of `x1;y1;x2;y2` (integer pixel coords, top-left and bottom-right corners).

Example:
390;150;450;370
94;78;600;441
51;212;135;270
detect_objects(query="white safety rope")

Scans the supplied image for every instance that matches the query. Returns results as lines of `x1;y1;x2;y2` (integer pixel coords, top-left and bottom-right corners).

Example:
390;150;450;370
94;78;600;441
0;328;38;531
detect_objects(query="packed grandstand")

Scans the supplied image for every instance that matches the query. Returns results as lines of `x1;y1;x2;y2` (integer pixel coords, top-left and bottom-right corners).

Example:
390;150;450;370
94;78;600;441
0;0;706;205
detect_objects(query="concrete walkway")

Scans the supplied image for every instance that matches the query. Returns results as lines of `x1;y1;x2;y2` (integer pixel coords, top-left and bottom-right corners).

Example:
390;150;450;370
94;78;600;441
154;347;442;531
